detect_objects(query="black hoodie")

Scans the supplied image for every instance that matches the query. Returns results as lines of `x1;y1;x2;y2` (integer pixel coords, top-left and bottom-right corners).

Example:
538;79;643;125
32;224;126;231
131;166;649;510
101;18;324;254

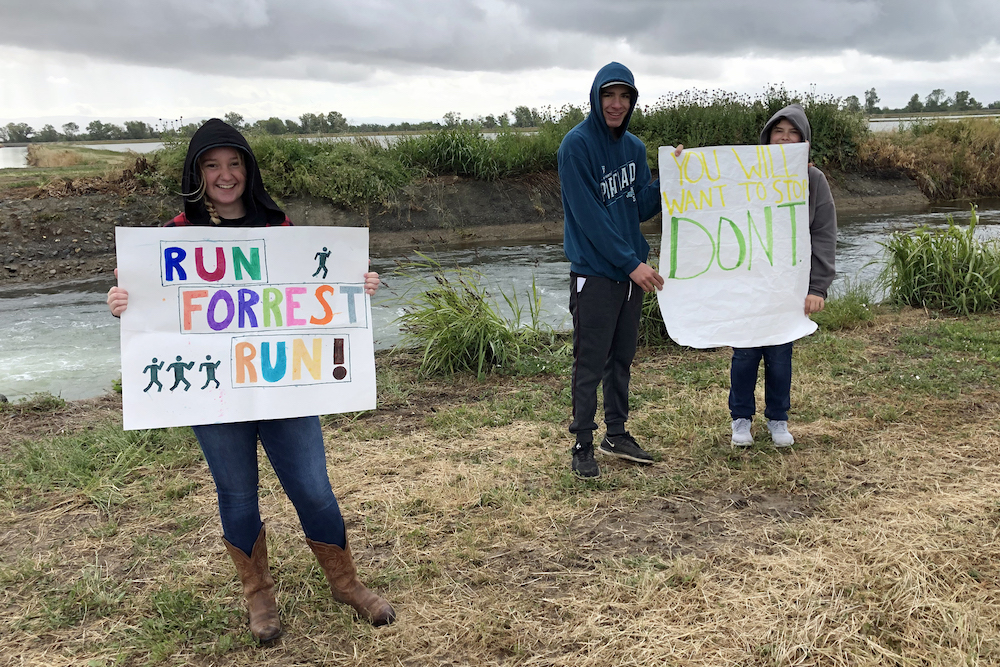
177;119;287;228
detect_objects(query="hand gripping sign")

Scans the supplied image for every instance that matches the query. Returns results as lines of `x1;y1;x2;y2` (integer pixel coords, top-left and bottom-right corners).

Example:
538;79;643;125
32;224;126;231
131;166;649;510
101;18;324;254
656;143;817;349
115;226;375;430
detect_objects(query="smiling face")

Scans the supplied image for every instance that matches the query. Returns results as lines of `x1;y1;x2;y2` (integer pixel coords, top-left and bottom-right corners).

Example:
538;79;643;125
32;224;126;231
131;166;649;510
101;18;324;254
769;118;803;144
199;147;247;218
600;84;632;130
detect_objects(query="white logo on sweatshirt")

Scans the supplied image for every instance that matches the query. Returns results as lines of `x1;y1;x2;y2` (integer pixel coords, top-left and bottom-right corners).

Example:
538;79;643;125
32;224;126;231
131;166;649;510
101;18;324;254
600;161;637;204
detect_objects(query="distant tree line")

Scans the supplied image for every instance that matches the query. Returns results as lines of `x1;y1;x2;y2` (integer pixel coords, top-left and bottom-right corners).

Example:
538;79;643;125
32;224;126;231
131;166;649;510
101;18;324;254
842;88;1000;115
0;104;559;144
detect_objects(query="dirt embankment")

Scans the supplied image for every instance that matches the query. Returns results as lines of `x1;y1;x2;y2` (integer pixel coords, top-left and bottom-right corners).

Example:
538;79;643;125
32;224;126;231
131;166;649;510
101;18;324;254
0;169;927;286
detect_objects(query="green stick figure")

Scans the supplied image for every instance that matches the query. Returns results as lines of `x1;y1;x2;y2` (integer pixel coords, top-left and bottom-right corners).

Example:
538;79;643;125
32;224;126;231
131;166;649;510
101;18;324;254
143;358;164;393
167;355;195;392
312;246;331;279
200;355;221;389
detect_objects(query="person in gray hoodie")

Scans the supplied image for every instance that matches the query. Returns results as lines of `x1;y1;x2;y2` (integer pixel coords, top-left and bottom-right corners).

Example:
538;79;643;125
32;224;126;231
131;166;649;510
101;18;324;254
729;103;837;448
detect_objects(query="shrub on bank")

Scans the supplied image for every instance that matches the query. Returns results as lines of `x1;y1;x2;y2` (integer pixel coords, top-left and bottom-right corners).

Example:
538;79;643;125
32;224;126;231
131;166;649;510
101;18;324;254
394;258;565;378
631;86;868;171
395;126;562;180
878;207;1000;315
139;91;867;211
858;117;1000;200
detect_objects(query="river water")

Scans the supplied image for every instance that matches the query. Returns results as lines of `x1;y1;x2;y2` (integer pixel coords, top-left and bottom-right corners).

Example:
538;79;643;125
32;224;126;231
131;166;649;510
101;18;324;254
1;203;998;402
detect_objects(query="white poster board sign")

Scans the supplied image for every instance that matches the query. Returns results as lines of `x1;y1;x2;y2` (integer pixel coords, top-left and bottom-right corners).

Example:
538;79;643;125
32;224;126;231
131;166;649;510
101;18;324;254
656;143;817;348
116;226;375;430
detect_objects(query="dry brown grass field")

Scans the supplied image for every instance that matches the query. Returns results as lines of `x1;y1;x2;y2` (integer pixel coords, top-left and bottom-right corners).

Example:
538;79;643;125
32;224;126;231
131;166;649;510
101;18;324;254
2;307;1000;666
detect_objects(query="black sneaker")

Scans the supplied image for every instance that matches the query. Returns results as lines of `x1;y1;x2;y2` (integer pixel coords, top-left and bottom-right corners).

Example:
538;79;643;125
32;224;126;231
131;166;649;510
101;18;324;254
598;432;654;464
571;441;601;479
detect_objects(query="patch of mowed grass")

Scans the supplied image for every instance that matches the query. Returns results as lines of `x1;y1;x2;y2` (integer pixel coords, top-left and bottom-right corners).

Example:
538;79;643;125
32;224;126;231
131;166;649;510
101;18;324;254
0;423;200;511
898;317;1000;362
133;587;245;660
879;207;1000;315
427;386;567;436
6;559;244;663
795;330;871;380
40;562;128;629
652;354;729;391
826;314;1000;401
888;319;1000;397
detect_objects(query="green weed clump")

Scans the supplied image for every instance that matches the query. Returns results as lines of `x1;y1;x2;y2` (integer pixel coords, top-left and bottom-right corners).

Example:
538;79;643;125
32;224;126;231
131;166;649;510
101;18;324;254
878;207;1000;315
250;135;414;210
394;126;562;180
145;113;582;208
146;135;412;210
858;117;1000;200
631;86;867;171
638;289;680;348
812;279;879;331
394;258;559;378
0;392;66;414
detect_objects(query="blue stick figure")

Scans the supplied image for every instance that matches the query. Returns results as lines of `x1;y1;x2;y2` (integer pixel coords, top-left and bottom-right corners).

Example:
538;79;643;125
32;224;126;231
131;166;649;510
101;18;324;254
167;355;195;392
313;246;331;279
143;358;164;393
199;355;221;389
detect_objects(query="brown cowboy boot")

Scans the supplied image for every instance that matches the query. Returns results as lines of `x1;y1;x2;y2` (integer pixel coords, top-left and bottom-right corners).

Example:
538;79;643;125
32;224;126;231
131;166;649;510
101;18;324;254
306;537;396;626
223;525;283;643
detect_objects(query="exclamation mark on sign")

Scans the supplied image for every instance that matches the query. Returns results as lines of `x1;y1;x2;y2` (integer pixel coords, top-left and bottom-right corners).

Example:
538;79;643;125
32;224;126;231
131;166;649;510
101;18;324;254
332;338;347;380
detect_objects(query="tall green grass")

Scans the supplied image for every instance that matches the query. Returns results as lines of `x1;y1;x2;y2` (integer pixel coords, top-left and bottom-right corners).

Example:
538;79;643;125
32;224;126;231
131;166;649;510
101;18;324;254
632;86;868;171
138;92;867;211
858;117;1000;200
394;126;562;180
393;258;564;378
638;289;679;348
878;207;1000;315
151;135;413;210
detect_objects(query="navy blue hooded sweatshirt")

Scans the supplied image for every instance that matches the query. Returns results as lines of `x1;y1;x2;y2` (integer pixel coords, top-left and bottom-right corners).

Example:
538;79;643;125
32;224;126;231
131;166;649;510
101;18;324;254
558;62;661;282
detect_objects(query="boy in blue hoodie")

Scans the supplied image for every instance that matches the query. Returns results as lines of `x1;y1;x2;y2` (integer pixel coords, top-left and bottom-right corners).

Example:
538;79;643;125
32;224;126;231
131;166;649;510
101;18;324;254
558;62;665;479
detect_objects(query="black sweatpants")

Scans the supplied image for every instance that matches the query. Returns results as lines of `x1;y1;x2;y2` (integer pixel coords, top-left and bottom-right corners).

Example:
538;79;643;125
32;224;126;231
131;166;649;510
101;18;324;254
568;272;643;444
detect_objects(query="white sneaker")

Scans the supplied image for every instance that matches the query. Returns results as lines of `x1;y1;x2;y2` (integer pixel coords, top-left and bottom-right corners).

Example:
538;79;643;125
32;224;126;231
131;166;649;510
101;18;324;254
731;418;753;447
767;420;794;448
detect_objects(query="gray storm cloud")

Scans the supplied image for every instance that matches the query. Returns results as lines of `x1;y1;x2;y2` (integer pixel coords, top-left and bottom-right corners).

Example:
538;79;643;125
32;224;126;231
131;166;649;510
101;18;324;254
3;0;998;81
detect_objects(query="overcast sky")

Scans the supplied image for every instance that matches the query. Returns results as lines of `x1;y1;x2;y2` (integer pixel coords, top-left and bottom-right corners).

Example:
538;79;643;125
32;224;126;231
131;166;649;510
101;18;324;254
3;0;999;128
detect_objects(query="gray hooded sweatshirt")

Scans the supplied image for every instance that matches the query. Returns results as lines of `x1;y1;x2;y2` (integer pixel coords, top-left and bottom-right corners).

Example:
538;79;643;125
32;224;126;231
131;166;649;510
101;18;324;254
760;104;837;299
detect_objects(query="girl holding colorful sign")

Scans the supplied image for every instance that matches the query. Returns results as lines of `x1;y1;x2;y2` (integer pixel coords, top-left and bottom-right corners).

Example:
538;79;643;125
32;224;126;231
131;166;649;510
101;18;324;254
107;119;394;642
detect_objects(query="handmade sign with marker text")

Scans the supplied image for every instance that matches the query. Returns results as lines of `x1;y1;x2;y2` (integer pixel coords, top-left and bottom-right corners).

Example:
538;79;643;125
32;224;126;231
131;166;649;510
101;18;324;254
656;143;817;348
115;226;375;430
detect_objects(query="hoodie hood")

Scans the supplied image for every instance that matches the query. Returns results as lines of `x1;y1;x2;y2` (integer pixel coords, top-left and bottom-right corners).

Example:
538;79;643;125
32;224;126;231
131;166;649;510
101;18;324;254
181;118;285;226
760;103;812;147
587;62;639;140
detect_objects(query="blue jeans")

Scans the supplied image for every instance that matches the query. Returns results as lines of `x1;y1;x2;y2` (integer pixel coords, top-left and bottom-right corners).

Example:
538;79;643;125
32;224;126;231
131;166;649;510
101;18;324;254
192;416;345;556
728;343;793;422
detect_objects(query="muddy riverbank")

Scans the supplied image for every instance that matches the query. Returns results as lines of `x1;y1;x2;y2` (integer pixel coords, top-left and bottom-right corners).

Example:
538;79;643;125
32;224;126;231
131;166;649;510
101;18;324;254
0;169;927;286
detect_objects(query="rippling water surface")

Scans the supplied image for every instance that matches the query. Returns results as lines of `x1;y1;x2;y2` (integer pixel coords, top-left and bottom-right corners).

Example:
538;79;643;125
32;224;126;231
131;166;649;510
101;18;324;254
2;203;998;402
